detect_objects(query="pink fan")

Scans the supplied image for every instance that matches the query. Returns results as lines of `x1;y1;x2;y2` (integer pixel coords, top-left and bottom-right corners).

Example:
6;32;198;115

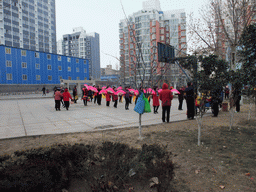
99;90;107;94
171;89;180;94
102;86;106;90
106;87;114;93
134;90;139;96
158;89;162;93
117;86;123;90
116;90;125;96
151;90;156;94
143;89;146;93
128;89;135;93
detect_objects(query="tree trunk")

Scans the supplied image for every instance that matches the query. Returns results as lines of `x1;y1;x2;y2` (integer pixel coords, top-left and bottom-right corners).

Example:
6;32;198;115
138;114;143;139
230;45;237;71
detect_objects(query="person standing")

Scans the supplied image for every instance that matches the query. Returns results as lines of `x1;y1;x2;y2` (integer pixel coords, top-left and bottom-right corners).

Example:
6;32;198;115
54;88;62;111
152;87;160;114
159;83;173;123
177;86;185;110
42;86;46;96
125;87;131;110
112;88;118;108
97;86;102;105
106;91;111;107
211;87;221;117
82;86;89;106
73;86;78;103
62;88;72;110
184;82;195;120
233;84;242;112
224;86;230;99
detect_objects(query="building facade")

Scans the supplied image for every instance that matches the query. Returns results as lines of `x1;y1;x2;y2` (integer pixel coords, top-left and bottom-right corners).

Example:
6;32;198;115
59;27;101;80
119;0;187;88
0;0;57;53
0;45;89;84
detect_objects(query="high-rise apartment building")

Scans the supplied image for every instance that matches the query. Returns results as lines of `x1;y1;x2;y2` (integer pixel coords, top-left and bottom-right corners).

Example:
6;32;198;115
119;0;187;87
0;0;57;53
59;27;100;80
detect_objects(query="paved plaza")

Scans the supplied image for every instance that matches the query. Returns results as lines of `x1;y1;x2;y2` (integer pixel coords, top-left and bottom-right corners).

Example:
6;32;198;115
0;93;207;140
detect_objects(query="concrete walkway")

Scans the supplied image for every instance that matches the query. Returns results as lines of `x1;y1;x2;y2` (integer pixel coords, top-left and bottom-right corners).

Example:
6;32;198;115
0;96;211;140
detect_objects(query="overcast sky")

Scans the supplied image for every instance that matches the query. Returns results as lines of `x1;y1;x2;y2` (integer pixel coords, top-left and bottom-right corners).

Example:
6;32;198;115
56;0;207;69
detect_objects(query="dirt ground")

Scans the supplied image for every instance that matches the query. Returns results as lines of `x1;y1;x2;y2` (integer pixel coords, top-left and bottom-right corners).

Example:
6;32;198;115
0;104;256;192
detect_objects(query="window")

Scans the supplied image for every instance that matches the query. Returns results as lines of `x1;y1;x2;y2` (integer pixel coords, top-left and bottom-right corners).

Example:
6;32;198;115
47;65;52;70
48;75;52;81
68;76;71;80
58;66;62;71
84;68;87;73
36;75;41;80
47;54;51;60
35;63;40;69
67;57;71;62
76;77;80;80
76;67;79;72
22;62;27;68
5;48;11;54
6;73;12;80
68;67;71;72
58;56;61;61
59;76;62;80
35;52;40;58
21;50;26;56
76;59;79;63
6;61;12;67
22;74;27;80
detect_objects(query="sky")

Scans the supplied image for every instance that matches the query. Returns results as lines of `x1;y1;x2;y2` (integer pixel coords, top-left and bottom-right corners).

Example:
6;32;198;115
56;0;207;69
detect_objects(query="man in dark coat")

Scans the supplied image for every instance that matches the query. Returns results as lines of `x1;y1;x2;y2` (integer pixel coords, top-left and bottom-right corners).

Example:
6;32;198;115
73;86;78;103
125;87;131;110
177;86;185;110
233;84;242;112
97;86;102;105
184;82;195;120
42;86;46;96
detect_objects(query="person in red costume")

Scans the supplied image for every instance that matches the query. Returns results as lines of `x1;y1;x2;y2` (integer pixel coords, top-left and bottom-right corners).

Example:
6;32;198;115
152;86;160;114
82;86;89;106
62;88;73;110
106;86;111;107
112;87;118;108
159;83;173;123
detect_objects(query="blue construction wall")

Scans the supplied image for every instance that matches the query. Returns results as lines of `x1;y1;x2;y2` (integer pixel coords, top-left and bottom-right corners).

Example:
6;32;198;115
0;45;89;84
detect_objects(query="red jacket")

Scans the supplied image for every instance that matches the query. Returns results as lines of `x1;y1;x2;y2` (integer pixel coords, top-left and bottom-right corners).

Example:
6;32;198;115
54;91;62;100
62;90;72;101
106;92;111;102
152;91;160;106
112;93;118;101
159;83;173;106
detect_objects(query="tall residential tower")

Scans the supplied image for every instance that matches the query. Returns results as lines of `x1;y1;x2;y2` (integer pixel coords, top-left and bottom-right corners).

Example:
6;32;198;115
0;0;57;53
59;27;100;80
119;0;187;87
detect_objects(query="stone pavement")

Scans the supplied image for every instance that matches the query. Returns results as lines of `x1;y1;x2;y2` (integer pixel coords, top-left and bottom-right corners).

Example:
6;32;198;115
0;96;212;140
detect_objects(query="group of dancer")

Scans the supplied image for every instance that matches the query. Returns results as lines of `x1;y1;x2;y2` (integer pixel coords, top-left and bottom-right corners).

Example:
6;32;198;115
53;83;191;123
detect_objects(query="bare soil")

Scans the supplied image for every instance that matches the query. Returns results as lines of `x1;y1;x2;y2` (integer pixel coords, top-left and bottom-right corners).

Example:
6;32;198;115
0;104;256;192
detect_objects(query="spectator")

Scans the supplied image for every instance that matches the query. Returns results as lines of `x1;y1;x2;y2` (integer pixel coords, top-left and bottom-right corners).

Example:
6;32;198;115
159;83;173;123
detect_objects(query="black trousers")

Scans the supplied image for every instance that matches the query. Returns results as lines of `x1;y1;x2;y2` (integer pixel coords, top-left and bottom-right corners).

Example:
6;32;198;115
55;100;61;110
178;99;183;110
97;96;102;105
106;101;110;106
114;100;117;108
186;98;195;119
153;106;159;113
64;101;70;110
129;96;132;104
135;97;138;105
225;93;229;99
83;99;87;106
212;102;219;117
125;98;130;109
162;106;171;122
119;96;122;102
94;95;97;103
235;99;240;112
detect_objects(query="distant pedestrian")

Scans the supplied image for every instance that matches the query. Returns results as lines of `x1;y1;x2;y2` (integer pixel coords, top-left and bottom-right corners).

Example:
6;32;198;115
152;87;160;114
42;86;46;96
97;86;102;105
54;88;62;111
159;83;173;123
177;86;185;110
106;87;111;107
82;86;89;106
233;84;242;112
62;88;72;110
125;87;131;110
225;86;230;99
113;87;118;108
73;86;78;103
184;82;195;120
